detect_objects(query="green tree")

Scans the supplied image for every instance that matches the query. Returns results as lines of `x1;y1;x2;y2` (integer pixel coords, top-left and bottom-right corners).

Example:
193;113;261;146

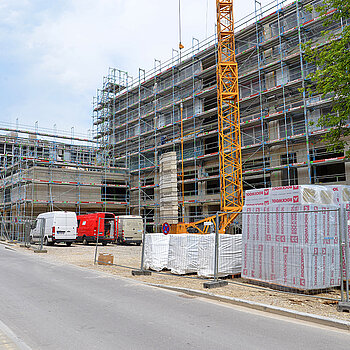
304;0;350;155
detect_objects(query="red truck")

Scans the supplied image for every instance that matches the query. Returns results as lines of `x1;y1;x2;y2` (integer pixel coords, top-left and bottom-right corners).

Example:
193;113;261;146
76;212;116;245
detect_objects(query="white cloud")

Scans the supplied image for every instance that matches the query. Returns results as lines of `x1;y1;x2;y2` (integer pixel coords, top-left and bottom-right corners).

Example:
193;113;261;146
0;0;292;135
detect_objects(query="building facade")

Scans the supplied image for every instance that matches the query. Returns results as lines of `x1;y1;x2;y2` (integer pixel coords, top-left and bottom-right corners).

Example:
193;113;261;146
93;0;349;231
0;132;128;239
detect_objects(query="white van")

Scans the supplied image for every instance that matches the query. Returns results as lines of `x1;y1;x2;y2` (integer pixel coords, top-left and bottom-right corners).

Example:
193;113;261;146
30;211;77;246
116;215;143;245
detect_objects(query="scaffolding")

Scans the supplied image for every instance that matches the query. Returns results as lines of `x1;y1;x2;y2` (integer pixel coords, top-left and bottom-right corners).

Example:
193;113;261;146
92;0;350;232
0;123;129;240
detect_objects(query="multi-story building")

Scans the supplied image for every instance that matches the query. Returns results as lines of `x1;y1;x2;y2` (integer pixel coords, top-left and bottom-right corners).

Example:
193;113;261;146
0;131;128;239
93;0;349;231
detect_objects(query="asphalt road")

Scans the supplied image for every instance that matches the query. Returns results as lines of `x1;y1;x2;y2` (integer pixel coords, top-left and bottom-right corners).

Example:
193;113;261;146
0;245;349;350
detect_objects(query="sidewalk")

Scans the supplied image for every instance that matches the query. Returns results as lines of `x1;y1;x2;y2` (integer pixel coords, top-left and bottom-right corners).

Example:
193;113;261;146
0;320;30;350
0;329;18;350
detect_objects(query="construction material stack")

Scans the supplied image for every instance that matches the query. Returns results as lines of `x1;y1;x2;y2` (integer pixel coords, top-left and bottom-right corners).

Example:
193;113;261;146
198;234;242;277
143;233;170;271
159;152;178;224
168;234;200;275
242;185;341;291
326;185;350;279
143;233;242;277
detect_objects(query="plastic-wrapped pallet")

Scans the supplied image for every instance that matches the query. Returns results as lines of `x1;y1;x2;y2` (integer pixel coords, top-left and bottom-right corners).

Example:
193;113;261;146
197;234;242;278
168;234;200;274
143;234;170;271
245;185;333;207
324;185;350;278
343;203;350;276
326;185;350;204
242;203;341;290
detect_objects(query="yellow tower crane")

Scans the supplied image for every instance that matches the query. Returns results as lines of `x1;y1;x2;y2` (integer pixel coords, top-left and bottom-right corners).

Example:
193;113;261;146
170;0;243;234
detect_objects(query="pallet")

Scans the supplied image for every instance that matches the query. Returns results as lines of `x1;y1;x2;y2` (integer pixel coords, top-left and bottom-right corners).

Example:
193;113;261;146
244;278;334;295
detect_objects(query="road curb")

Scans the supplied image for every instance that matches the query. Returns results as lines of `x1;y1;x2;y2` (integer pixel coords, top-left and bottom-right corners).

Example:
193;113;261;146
10;245;350;331
147;283;350;332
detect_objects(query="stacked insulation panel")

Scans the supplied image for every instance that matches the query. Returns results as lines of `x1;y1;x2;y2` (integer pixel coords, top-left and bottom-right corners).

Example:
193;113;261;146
242;185;341;291
326;185;350;205
159;152;178;224
326;185;350;278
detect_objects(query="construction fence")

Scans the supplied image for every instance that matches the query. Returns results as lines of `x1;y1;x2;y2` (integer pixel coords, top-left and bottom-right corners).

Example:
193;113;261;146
0;215;34;243
4;208;348;306
132;208;349;304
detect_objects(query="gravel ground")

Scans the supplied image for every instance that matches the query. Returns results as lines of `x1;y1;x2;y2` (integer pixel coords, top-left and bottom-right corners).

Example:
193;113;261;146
12;241;350;322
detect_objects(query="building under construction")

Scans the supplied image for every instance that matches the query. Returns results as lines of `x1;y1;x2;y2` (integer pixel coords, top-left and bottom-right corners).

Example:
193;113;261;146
92;0;349;231
0;129;128;239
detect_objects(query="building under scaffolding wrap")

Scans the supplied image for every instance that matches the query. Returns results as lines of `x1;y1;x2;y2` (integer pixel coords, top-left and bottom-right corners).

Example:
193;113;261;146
0;128;129;240
93;0;350;232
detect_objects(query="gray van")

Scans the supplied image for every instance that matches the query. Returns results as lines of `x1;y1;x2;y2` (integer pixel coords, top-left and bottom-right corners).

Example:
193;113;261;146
116;215;143;245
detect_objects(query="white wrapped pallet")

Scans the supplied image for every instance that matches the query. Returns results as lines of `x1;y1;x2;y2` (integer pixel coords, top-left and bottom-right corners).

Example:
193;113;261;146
168;234;200;274
242;202;341;290
270;185;332;205
326;185;350;204
143;234;170;271
197;234;242;278
342;203;350;277
323;185;350;278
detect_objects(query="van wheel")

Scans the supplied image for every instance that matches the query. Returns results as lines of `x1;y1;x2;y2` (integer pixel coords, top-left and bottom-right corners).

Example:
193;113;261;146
44;237;49;246
83;237;88;245
136;243;141;246
102;241;107;246
66;242;72;247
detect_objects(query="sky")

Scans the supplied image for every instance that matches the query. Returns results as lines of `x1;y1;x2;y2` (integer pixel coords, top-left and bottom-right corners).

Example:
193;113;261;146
0;0;291;138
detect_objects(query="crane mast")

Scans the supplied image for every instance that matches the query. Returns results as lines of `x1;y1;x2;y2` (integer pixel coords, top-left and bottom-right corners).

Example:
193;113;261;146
216;0;243;228
170;0;242;234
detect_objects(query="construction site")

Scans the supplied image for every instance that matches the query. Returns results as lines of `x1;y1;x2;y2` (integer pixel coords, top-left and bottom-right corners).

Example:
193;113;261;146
1;2;350;347
0;128;129;240
92;0;350;234
1;0;349;297
0;0;347;236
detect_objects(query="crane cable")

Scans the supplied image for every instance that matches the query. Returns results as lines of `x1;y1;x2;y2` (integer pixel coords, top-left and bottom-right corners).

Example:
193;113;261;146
178;0;184;221
178;0;184;50
206;0;209;38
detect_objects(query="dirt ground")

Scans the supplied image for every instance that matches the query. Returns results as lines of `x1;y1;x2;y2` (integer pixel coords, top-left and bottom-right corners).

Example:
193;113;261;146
11;241;350;322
